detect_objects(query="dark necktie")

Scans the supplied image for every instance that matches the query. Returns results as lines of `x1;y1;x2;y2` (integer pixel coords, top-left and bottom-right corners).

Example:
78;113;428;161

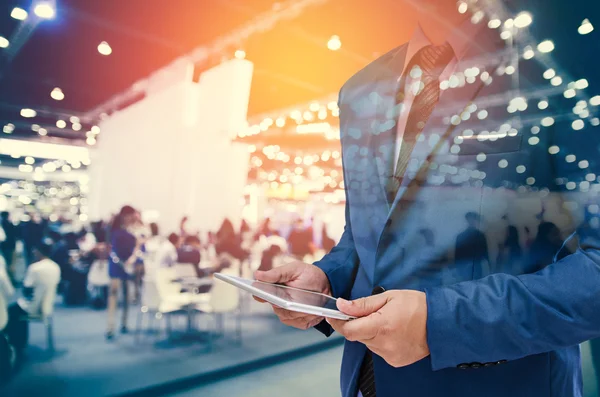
385;42;455;204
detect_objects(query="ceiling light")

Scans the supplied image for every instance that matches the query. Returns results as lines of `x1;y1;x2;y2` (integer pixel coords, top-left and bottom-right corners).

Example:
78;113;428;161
514;12;533;28
38;128;48;136
34;2;55;19
25;156;35;165
579;19;594;35
51;87;64;101
327;35;341;51
86;137;97;146
56;120;66;128
522;46;534;59
98;41;112;56
234;50;246;59
70;116;80;124
31;124;40;132
537;40;554;53
11;7;28;20
72;123;82;131
21;108;36;118
488;19;501;29
91;125;100;134
3;124;15;134
0;37;9;49
457;2;468;13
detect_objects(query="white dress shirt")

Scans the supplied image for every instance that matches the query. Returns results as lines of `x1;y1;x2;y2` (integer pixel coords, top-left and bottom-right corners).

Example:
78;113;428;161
393;22;481;172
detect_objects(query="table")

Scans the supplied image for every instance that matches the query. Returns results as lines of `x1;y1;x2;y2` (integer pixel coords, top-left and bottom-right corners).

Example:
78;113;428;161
172;277;213;337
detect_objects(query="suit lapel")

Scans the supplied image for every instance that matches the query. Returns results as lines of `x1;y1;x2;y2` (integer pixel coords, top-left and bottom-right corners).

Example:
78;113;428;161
387;27;508;215
368;45;409;207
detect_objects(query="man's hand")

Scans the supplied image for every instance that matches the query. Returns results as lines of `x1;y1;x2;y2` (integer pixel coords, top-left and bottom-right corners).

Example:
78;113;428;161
327;290;429;368
254;262;331;330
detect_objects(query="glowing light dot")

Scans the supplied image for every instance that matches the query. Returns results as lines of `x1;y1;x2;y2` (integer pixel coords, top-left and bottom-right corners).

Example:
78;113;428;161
514;12;533;28
516;165;526;174
578;19;594;35
548;145;560;155
564;89;576;99
505;65;515;75
572;119;584;131
538;100;548;110
98;41;112;56
528;137;540;145
523;46;534;59
488;19;501;29
56;120;66;128
327;35;342;51
566;154;576;163
20;108;36;118
477;110;488;119
500;30;512;40
51;87;64;101
234;50;246;59
550;76;563;86
504;19;514;29
498;159;508;168
11;7;28;21
543;69;556;79
531;126;540;134
537;40;555;53
575;79;589;90
34;2;55;19
476;153;487;162
458;2;468;14
526;177;536;185
0;37;8;49
566;182;576;190
579;160;589;169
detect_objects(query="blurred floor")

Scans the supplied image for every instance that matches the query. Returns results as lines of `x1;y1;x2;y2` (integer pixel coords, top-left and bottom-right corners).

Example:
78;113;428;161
0;297;343;397
167;345;343;397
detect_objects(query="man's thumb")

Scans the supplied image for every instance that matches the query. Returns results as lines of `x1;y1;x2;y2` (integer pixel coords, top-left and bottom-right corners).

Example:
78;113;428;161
254;264;298;284
336;294;389;317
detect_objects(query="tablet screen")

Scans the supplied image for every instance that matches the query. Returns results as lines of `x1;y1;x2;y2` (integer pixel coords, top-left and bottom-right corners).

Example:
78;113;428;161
240;278;339;311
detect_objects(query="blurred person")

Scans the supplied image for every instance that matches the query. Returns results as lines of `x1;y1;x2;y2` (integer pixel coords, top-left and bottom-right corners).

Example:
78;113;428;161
255;0;600;396
177;235;203;276
287;218;315;259
215;219;249;272
86;242;111;309
526;221;571;274
51;232;85;305
495;225;523;274
20;213;45;266
5;243;60;362
106;206;143;340
155;233;179;269
254;217;274;240
0;212;17;273
454;212;489;279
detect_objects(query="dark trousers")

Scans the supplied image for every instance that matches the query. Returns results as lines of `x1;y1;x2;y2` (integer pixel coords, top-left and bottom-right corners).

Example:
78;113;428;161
1;246;13;268
5;304;28;353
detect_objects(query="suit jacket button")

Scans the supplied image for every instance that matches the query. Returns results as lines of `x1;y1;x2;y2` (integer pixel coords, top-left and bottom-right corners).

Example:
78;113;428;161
371;286;386;295
470;362;481;369
457;363;469;370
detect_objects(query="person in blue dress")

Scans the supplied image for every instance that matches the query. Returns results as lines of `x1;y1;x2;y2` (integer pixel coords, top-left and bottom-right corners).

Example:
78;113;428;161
106;205;143;340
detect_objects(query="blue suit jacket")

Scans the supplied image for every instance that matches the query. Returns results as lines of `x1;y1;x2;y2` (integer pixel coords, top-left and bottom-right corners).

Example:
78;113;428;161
313;17;600;397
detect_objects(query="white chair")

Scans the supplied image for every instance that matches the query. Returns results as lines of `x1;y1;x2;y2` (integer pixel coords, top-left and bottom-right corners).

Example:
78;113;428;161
173;263;198;278
195;270;241;349
135;268;195;340
27;286;58;352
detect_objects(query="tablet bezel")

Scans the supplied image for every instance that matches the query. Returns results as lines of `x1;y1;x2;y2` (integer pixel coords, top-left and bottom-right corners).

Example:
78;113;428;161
214;273;355;321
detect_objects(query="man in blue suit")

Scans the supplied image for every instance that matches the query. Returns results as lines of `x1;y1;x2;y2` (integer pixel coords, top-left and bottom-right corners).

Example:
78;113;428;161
256;0;600;395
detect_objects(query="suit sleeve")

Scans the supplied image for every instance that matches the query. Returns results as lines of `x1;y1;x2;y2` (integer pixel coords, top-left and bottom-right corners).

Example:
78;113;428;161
425;125;600;371
313;89;360;336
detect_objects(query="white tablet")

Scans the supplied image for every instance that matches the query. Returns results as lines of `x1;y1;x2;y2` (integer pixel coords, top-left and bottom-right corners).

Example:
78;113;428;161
214;273;355;321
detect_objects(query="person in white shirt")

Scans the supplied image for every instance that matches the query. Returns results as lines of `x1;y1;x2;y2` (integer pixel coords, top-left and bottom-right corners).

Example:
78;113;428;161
0;255;15;332
5;244;60;358
155;233;180;270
